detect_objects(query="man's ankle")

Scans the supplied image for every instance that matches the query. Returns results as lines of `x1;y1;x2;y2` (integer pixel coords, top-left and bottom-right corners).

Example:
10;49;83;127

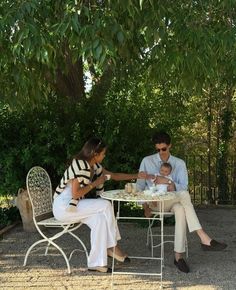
175;252;183;261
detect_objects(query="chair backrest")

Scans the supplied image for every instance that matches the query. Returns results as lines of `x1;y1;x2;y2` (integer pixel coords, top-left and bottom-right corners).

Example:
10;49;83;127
26;166;53;220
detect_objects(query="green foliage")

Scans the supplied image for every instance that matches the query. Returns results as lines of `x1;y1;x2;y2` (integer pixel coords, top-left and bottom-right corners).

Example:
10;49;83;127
0;58;191;197
217;107;234;203
0;96;85;194
1;53;235;203
1;1;235;103
0;0;236;206
0;206;20;229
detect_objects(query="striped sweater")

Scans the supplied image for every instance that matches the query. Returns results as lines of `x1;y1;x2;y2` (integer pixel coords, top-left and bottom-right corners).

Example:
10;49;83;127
54;159;104;198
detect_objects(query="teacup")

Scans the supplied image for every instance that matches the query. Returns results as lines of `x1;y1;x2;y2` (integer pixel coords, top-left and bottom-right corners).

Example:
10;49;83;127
149;186;156;193
125;183;137;193
105;174;111;180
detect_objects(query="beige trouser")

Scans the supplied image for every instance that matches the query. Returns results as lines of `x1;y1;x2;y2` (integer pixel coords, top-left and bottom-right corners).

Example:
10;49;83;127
150;190;202;253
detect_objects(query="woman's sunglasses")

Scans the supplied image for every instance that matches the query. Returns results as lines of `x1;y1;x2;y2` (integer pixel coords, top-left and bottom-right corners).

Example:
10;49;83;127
157;147;167;152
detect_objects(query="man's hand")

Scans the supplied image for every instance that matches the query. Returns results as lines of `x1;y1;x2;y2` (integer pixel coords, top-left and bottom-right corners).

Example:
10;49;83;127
93;175;106;187
167;183;175;191
154;175;169;184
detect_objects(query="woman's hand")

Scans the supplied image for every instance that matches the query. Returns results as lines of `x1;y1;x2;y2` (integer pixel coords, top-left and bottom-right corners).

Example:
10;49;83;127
92;174;106;187
138;171;155;180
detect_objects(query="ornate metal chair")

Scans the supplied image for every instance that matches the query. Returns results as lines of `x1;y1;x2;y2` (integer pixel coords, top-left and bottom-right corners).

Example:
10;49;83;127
23;166;88;274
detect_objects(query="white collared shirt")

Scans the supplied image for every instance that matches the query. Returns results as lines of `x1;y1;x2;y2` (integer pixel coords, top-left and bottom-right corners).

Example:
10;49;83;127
136;153;188;191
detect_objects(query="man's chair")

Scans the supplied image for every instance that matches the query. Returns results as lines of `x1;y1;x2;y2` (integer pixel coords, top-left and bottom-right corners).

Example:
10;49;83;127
147;210;188;259
23;166;88;274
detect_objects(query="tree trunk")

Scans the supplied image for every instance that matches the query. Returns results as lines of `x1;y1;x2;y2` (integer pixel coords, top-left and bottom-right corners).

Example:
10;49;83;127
55;56;85;102
232;155;236;205
45;42;86;102
16;188;36;232
206;90;213;203
217;87;234;204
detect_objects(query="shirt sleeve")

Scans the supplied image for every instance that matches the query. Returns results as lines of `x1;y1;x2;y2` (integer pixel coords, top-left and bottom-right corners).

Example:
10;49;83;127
136;158;148;191
94;163;104;196
174;161;188;191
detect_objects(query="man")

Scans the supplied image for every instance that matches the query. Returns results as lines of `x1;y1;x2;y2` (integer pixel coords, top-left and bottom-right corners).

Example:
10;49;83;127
137;131;227;273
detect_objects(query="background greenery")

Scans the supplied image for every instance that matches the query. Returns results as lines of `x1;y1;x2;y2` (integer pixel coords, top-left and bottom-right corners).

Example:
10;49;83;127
0;1;236;225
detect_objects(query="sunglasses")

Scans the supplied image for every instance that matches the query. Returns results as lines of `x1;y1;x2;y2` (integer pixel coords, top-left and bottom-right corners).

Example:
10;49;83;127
157;147;168;152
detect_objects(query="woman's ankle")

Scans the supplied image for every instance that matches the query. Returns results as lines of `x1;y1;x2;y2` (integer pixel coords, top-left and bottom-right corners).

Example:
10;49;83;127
108;245;126;256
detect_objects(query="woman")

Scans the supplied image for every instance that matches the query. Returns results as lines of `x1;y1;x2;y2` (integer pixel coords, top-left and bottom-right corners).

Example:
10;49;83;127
53;137;150;273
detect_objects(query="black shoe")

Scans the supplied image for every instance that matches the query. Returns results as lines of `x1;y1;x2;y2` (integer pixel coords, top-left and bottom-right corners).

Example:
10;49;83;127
174;258;190;273
123;257;131;263
201;239;227;251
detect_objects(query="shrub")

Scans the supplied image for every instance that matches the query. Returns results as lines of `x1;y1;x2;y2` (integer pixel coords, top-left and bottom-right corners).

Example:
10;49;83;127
0;206;20;229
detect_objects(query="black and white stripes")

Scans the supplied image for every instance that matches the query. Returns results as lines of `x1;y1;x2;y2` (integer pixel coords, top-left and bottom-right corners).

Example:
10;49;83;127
54;159;104;198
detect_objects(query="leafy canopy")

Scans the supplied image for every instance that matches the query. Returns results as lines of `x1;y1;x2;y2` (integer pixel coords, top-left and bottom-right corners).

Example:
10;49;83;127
1;1;235;102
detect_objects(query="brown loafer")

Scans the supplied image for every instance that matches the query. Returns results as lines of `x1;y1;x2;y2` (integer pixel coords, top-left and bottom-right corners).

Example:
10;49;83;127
107;249;131;263
88;266;112;273
174;258;190;273
201;239;227;251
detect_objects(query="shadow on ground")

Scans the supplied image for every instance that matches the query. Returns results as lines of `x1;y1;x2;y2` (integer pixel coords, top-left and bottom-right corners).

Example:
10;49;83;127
0;208;236;290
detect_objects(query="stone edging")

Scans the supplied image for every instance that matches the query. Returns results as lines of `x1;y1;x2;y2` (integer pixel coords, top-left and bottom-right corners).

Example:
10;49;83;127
0;221;20;237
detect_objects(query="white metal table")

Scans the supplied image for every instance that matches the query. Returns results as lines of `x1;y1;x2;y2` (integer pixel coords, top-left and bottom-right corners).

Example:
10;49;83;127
101;189;176;289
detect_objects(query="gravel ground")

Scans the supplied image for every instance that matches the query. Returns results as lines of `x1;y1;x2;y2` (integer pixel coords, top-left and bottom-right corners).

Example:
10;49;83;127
0;207;236;290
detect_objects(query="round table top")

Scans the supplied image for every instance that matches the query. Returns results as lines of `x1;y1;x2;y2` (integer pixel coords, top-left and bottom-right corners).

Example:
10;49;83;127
101;189;176;202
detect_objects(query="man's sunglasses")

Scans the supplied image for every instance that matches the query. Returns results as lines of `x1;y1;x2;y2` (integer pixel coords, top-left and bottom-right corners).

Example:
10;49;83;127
157;147;167;152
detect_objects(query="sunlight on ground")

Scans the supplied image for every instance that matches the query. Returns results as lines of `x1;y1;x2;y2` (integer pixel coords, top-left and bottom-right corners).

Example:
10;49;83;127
178;286;219;290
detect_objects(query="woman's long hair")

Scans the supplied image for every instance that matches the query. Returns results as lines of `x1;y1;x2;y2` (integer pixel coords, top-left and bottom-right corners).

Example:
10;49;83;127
74;137;107;162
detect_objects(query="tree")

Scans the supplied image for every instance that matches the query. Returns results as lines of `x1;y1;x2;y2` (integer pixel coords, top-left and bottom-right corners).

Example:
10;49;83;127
1;0;236;203
1;1;235;103
0;1;147;103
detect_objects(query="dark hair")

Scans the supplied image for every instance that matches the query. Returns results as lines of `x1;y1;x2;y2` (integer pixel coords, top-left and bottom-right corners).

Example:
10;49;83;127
152;131;171;145
75;137;107;162
160;162;172;171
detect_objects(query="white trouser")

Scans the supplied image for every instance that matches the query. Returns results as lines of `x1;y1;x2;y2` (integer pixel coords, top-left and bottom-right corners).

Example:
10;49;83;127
53;186;121;268
150;190;202;253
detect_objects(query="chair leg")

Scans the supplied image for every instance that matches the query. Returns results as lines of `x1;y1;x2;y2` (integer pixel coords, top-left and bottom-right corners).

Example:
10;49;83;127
146;220;151;246
24;223;72;274
150;225;154;257
39;224;88;271
24;238;71;274
45;242;50;256
24;239;48;266
68;231;89;261
185;237;188;258
147;215;158;257
48;239;71;274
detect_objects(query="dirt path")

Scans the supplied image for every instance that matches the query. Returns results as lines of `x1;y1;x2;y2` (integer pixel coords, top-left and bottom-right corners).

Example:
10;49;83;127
0;207;236;290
